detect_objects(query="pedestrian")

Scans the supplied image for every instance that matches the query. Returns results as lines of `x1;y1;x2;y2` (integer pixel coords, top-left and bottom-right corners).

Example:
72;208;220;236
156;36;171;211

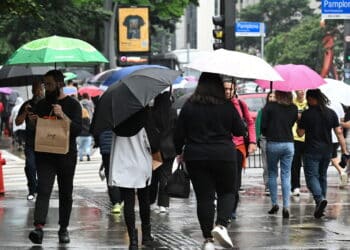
96;130;123;213
174;72;246;249
9;97;26;151
291;90;308;197
77;106;92;161
255;91;276;195
222;76;257;219
297;89;349;218
149;91;177;214
109;108;161;250
328;101;348;187
80;93;94;119
28;70;82;244
261;90;298;219
15;82;45;200
340;105;350;174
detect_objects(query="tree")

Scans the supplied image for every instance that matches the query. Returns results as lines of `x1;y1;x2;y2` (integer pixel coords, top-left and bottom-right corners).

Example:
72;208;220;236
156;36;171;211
237;0;313;51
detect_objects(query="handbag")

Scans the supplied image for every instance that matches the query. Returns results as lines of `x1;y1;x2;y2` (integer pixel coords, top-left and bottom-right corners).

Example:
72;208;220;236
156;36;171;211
34;115;70;154
238;100;250;156
166;162;190;198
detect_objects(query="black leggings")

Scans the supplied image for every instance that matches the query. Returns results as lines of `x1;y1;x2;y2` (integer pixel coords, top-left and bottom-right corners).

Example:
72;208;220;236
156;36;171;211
186;160;237;239
119;186;151;232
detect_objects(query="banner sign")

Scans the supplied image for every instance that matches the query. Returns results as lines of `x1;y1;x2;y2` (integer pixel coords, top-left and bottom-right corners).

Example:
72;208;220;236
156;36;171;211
322;0;350;19
117;6;150;52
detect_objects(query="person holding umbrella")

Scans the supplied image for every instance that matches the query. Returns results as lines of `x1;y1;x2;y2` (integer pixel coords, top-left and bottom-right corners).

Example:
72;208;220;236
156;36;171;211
28;70;82;244
174;72;245;249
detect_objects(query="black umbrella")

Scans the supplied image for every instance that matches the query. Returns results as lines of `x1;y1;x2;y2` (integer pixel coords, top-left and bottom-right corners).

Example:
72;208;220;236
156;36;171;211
91;67;181;135
0;65;53;87
172;92;194;109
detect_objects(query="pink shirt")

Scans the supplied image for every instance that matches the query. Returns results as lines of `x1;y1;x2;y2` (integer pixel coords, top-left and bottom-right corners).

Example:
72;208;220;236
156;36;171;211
231;98;256;146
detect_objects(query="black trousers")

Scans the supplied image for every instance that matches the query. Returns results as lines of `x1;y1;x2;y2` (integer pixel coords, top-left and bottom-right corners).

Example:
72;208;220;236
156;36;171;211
186;160;236;239
120;186;151;232
102;153;122;205
232;150;243;214
291;141;305;191
149;157;174;207
33;151;77;228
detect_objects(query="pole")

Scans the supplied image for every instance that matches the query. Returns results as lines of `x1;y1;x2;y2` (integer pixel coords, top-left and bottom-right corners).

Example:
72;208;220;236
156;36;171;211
261;35;264;59
223;0;235;50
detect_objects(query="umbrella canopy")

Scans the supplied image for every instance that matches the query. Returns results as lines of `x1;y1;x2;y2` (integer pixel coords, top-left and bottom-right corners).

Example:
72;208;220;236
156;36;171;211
63;72;77;82
319;78;350;106
91;67;181;135
0;87;12;95
0;65;52;87
88;68;119;85
184;49;283;81
78;85;103;97
5;35;108;66
101;64;167;87
172;92;193;109
256;64;326;91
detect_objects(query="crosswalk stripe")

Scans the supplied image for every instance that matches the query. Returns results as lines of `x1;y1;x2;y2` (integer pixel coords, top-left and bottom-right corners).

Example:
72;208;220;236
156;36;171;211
1;150;108;191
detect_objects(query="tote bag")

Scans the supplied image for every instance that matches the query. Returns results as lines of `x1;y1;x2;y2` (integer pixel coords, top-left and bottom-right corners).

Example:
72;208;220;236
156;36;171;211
35;117;70;154
166;162;190;198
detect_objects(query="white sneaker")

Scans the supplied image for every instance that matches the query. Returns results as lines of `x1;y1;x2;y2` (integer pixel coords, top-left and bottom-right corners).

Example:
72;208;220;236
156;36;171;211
27;194;35;201
159;206;168;214
202;238;215;250
211;225;233;248
291;188;300;196
150;204;158;212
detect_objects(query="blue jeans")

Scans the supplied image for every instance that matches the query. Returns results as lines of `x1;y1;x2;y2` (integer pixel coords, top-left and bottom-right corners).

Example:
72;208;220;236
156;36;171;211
77;136;92;160
267;142;294;208
24;146;37;195
303;153;331;204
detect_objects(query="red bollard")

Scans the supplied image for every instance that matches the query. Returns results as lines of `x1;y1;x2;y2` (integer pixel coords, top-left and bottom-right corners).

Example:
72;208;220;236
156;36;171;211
0;151;6;195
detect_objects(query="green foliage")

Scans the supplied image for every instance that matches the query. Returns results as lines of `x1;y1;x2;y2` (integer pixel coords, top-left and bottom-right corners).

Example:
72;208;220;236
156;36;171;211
265;16;325;71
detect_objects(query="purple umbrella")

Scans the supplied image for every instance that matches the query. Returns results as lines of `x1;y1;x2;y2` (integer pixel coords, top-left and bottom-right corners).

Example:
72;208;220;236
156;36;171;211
0;87;12;94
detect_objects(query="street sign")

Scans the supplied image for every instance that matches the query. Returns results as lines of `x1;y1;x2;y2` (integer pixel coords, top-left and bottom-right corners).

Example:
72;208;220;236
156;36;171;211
235;22;265;37
322;0;350;19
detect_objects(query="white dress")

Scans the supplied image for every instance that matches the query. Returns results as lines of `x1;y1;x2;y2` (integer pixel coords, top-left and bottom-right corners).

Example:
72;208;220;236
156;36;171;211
109;127;152;188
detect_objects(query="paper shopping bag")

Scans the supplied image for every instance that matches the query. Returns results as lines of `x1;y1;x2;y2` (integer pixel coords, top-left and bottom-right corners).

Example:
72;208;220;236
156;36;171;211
35;117;70;154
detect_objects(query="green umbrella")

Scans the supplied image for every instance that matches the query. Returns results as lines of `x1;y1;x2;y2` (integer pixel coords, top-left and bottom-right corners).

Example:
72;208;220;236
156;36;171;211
63;72;77;82
5;35;108;66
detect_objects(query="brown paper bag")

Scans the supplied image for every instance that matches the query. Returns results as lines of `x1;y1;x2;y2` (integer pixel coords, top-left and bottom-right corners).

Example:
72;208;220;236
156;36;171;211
152;151;163;170
35;117;71;154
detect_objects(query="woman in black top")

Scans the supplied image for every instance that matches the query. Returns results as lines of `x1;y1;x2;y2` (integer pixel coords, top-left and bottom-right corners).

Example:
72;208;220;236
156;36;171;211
261;90;297;219
174;72;245;249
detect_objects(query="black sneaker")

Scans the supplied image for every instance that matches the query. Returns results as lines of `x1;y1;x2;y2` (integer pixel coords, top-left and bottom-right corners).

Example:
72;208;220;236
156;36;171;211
29;228;43;244
58;229;70;244
314;199;327;219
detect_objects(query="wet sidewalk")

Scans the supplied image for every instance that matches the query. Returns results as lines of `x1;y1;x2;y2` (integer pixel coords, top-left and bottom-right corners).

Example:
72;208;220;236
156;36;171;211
1;164;350;250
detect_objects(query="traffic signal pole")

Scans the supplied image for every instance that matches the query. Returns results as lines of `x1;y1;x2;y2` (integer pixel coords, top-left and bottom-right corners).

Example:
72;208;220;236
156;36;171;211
223;0;235;50
344;20;350;84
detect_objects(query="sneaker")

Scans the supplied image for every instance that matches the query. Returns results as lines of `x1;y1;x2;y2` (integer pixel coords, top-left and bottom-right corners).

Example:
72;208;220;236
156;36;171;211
265;187;270;196
58;229;70;244
291;188;300;196
202;238;215;250
211;225;233;248
159;206;168;214
27;194;35;201
29;228;43;244
111;203;123;214
340;172;348;187
314;199;327;219
150;203;158;212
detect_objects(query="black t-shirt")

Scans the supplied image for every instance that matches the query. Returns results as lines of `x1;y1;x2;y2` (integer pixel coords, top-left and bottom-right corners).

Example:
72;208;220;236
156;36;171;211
123;15;144;39
299;105;339;154
17;98;42;148
261;102;298;142
174;101;246;161
35;96;82;153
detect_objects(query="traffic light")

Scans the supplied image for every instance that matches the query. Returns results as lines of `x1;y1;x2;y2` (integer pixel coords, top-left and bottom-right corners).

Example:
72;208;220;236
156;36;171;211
212;15;225;50
211;0;235;50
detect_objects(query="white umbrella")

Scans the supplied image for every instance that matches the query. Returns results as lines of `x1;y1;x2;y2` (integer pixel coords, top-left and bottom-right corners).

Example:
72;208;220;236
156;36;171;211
184;49;283;81
319;78;350;106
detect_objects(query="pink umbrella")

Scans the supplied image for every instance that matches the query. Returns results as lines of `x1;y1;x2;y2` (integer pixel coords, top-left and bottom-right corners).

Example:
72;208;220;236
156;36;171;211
78;85;103;97
0;87;13;94
256;64;326;91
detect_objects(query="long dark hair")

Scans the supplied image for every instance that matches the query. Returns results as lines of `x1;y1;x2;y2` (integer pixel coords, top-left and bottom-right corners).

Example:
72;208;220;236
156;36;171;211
189;72;226;104
306;89;330;116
